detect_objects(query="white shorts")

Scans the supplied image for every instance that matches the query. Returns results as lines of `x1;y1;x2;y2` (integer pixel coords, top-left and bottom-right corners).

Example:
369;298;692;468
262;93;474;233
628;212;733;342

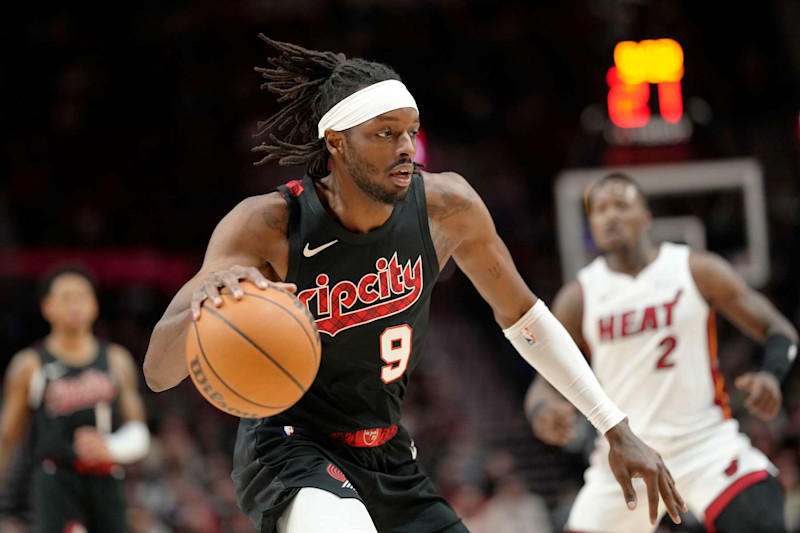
566;424;776;533
277;487;377;533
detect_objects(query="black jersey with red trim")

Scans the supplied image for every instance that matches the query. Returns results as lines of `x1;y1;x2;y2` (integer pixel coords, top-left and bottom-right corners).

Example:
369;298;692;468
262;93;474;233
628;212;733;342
30;343;121;461
266;172;438;433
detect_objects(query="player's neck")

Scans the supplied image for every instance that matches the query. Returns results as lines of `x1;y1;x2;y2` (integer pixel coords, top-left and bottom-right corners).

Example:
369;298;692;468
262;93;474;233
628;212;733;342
606;240;659;277
45;331;97;365
317;171;395;234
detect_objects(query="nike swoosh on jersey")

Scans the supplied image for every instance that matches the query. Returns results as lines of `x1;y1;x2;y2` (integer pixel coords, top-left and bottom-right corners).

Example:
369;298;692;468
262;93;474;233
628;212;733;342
303;239;339;258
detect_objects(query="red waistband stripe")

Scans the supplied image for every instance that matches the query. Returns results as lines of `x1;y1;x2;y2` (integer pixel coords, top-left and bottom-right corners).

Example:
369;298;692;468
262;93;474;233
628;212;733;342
329;425;398;447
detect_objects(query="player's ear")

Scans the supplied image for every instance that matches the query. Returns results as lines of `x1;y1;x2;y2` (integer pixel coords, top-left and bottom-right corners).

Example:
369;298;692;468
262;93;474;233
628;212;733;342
324;131;345;156
642;205;653;230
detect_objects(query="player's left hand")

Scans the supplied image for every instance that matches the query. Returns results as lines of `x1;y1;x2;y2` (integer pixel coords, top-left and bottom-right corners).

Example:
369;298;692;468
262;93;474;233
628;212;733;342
605;418;688;526
735;371;782;420
74;426;113;465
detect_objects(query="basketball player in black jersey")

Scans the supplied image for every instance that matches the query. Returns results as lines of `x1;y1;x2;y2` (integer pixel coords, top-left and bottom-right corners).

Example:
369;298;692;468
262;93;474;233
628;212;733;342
144;37;687;532
0;266;150;532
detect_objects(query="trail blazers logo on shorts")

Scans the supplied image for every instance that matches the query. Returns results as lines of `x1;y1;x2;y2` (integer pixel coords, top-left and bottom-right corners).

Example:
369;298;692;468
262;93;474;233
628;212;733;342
327;463;356;491
298;253;423;337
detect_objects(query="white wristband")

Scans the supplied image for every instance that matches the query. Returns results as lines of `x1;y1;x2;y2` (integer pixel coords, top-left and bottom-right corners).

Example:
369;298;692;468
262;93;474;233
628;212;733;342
504;300;626;434
104;421;150;464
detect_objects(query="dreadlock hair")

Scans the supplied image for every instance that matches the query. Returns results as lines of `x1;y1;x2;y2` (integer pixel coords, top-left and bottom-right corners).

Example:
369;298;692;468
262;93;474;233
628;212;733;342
252;35;402;179
583;172;649;213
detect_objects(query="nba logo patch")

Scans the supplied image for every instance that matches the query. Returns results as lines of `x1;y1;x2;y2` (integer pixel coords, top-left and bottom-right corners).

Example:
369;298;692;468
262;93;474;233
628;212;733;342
283;425;295;436
522;327;536;345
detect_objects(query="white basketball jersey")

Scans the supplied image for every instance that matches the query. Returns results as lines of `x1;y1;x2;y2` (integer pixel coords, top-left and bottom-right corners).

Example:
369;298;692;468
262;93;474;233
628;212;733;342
578;243;735;446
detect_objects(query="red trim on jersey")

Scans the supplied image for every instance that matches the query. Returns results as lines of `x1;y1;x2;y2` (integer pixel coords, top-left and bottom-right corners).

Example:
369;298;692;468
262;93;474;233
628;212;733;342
329;425;398;447
704;469;769;533
707;311;732;419
285;179;304;197
42;457;119;476
74;459;117;476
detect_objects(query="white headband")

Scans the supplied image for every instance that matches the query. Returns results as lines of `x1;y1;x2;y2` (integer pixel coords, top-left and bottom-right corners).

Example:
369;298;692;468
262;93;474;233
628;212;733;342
317;80;418;139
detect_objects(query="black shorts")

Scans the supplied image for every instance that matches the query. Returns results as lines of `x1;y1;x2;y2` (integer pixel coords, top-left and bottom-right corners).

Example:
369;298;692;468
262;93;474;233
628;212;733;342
712;475;786;533
33;465;127;533
232;418;467;533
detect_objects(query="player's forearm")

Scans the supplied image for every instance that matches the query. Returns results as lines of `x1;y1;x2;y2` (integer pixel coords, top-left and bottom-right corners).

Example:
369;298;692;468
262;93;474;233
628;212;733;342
143;310;191;392
764;314;798;343
504;300;625;433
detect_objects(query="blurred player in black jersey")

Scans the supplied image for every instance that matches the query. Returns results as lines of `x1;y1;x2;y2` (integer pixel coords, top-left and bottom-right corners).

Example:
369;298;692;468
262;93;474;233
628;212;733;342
144;37;689;532
0;266;150;532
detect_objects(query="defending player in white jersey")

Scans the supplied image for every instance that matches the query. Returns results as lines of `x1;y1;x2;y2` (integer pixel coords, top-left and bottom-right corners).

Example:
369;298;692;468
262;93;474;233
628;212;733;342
526;173;798;533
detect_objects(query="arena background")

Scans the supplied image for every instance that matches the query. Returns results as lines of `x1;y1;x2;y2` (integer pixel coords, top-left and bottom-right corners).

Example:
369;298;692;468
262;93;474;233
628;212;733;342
2;1;800;531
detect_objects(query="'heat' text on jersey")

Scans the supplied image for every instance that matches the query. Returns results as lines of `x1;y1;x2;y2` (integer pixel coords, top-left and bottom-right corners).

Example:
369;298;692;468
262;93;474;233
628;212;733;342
298;253;424;337
598;290;683;342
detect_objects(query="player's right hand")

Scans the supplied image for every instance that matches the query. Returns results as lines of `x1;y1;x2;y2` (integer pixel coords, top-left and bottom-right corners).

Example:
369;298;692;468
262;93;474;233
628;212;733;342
735;371;782;420
191;265;297;320
605;418;687;526
74;426;113;466
531;399;576;446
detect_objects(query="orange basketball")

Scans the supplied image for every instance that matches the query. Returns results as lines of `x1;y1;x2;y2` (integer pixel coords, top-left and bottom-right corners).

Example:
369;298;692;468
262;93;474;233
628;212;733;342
185;281;321;418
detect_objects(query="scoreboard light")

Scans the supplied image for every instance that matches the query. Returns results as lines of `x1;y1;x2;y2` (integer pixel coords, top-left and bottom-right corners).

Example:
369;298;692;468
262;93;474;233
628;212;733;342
607;38;685;128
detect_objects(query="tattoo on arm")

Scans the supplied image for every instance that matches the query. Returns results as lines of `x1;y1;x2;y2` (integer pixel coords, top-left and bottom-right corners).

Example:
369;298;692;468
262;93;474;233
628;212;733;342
427;180;473;221
262;207;288;234
488;262;502;279
425;175;476;269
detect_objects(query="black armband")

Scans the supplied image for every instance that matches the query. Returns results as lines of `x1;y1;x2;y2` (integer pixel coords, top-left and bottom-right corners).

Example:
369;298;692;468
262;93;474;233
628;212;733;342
762;334;797;382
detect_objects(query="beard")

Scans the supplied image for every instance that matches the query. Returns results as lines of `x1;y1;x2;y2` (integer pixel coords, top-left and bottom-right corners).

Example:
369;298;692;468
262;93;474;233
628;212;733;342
346;151;409;205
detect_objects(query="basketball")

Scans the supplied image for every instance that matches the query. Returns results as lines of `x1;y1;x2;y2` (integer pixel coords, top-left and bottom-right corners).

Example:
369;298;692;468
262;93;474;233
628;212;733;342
184;281;321;418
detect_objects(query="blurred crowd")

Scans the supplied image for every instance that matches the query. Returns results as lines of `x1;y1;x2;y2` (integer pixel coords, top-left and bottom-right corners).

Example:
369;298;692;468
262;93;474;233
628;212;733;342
2;0;800;531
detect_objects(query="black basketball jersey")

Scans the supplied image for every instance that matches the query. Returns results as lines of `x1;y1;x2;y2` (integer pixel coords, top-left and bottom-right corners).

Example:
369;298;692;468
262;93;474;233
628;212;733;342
31;342;121;461
271;172;439;433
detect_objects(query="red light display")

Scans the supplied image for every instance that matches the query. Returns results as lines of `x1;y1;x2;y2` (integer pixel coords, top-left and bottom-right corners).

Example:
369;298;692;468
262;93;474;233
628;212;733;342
607;39;685;128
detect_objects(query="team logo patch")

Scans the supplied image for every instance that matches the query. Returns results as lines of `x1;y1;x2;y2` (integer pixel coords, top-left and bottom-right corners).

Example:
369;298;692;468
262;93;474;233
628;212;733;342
298;253;424;337
522;327;537;345
327;463;347;482
362;428;379;446
326;463;357;492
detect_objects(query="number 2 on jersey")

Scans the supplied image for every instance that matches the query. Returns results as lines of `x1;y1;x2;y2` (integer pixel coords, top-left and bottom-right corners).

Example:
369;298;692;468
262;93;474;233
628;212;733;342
656;335;678;369
380;325;413;383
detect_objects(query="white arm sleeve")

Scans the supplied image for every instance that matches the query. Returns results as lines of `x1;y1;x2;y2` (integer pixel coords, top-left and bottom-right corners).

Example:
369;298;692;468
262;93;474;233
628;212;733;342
503;300;626;434
104;421;150;464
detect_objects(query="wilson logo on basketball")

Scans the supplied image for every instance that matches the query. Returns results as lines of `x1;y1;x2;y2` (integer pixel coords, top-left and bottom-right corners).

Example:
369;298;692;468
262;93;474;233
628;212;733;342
298;253;423;337
188;357;260;418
